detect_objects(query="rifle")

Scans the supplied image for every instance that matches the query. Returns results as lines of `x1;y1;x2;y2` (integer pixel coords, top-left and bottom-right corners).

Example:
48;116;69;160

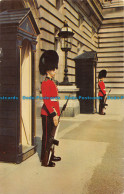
50;95;70;142
43;96;70;166
104;89;111;108
52;95;70;142
60;95;70;117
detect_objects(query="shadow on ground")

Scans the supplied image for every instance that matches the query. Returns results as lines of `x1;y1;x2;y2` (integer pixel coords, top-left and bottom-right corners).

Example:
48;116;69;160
61;118;124;194
87;142;124;194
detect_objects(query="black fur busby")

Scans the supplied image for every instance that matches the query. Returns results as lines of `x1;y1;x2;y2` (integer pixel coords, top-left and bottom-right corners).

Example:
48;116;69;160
39;50;59;75
98;70;107;79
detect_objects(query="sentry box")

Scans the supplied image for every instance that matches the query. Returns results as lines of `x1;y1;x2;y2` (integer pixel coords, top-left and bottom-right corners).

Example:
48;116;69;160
0;9;40;163
74;51;97;114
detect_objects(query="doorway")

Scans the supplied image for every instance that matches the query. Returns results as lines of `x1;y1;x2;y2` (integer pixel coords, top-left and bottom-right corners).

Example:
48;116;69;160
21;39;32;147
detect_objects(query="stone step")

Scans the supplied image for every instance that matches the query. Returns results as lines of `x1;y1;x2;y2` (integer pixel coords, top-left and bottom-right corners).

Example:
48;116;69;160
99;42;124;47
103;1;124;6
99;26;124;33
99;37;124;43
97;63;124;68
97;14;124;95
103;83;124;88
103;0;124;4
100;23;124;29
98;47;124;52
96;72;124;76
103;9;124;18
97;52;124;57
96;77;124;82
102;18;124;25
103;4;124;9
98;32;124;38
98;57;124;62
97;67;124;71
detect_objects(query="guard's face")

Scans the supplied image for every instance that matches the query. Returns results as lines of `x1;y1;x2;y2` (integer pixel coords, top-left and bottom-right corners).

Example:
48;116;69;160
47;69;56;78
100;77;104;81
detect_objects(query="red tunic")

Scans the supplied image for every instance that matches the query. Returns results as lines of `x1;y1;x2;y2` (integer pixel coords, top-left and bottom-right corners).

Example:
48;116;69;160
41;78;60;116
98;80;106;96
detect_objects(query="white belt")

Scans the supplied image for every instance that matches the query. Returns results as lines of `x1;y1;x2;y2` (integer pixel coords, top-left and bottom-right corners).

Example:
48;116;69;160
51;99;58;101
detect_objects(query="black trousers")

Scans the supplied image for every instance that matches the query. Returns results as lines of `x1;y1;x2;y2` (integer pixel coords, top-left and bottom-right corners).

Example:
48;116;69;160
99;96;105;114
41;115;56;163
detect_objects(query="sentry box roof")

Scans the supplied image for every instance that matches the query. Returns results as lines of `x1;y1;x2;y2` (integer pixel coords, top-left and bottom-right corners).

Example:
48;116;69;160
0;8;40;35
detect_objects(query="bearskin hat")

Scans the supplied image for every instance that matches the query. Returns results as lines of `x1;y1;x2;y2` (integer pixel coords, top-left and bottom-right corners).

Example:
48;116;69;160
98;70;107;79
39;50;59;75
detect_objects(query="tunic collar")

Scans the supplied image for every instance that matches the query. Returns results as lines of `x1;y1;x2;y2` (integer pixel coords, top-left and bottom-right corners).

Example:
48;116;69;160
46;76;53;81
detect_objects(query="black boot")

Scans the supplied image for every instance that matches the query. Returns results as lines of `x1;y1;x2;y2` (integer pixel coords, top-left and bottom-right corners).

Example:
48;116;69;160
51;155;61;162
100;107;106;115
48;161;56;167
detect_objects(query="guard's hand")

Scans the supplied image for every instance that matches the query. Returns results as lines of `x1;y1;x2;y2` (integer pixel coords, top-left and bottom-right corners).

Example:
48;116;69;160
53;115;59;127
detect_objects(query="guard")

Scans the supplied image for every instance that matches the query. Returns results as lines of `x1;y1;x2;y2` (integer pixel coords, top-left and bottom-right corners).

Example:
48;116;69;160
98;70;107;115
39;50;61;167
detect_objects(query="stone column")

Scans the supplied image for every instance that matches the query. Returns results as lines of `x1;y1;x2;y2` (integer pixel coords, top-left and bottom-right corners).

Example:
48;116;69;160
58;85;80;117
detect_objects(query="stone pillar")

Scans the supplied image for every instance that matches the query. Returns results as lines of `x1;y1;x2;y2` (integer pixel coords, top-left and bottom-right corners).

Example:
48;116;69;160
58;86;80;117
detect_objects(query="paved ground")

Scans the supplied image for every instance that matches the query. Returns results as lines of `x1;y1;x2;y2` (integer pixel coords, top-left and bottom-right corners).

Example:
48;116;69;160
0;99;124;194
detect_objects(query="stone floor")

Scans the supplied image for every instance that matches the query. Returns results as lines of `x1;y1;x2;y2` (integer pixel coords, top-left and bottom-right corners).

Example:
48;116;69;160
0;99;124;194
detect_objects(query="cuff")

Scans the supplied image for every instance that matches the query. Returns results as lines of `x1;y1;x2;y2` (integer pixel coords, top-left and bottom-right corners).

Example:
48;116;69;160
50;112;57;117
